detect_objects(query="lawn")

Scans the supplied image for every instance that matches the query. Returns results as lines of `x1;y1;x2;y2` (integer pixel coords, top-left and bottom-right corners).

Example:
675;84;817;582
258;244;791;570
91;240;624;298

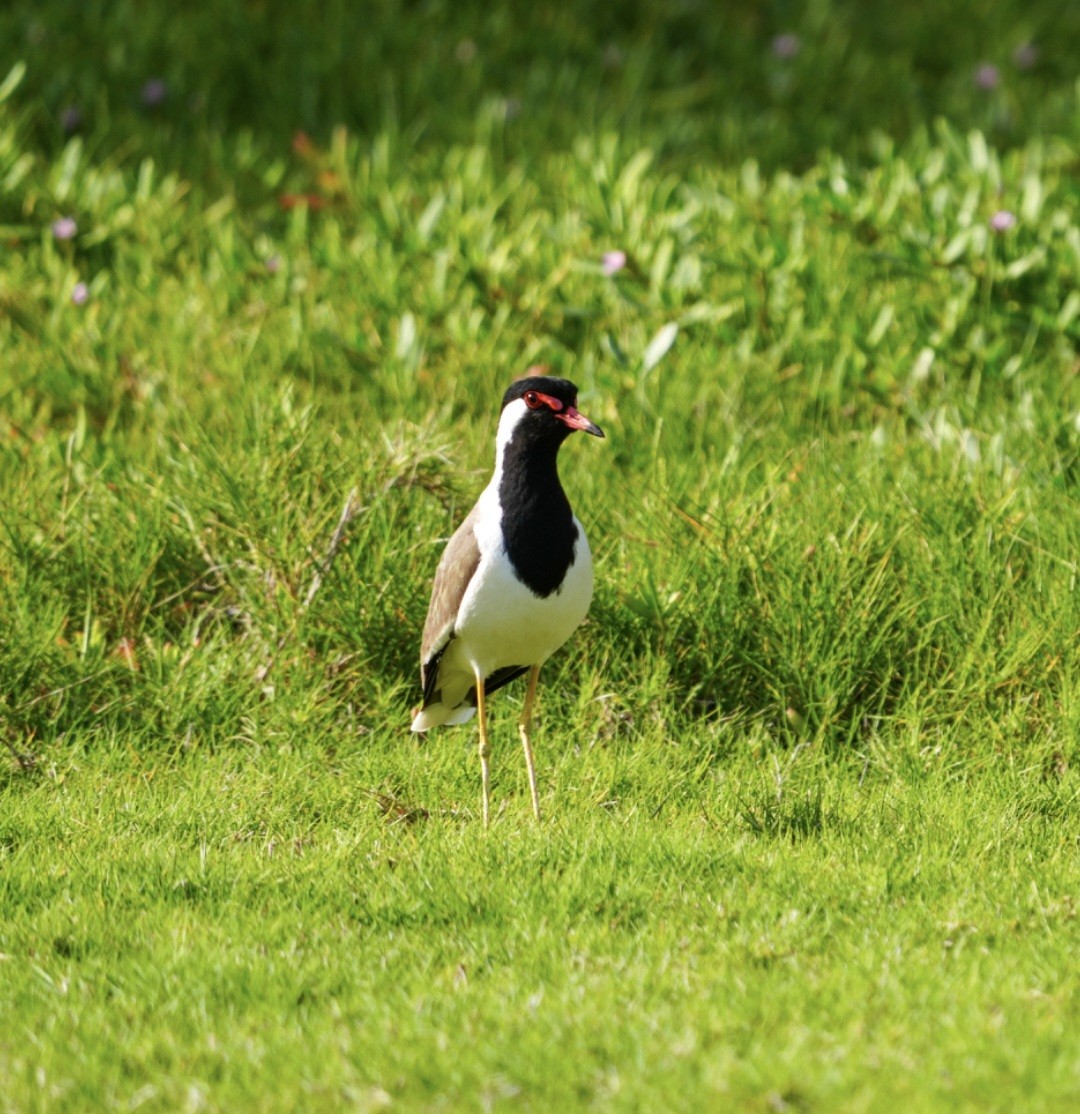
2;1;1080;1110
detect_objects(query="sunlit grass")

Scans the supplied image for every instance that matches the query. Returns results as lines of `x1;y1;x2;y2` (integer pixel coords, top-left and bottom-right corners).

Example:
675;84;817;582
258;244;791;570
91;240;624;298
2;3;1080;1109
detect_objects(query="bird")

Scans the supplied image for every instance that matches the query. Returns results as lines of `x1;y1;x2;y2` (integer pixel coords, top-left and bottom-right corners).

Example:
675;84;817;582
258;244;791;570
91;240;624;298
411;373;604;826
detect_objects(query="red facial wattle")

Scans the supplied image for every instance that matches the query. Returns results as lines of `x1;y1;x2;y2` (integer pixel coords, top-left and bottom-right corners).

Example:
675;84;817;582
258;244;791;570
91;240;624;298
522;388;604;437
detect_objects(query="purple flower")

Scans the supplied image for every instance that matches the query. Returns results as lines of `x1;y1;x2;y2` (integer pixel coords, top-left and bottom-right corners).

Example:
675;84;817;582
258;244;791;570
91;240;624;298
141;79;167;108
60;105;83;134
1012;43;1038;70
974;63;1000;90
989;210;1016;233
71;282;89;306
52;217;77;241
601;250;627;276
265;255;282;275
771;33;801;60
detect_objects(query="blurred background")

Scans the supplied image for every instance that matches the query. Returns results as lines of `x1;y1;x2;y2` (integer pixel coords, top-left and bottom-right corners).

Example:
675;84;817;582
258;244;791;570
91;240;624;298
1;0;1077;752
5;0;1078;174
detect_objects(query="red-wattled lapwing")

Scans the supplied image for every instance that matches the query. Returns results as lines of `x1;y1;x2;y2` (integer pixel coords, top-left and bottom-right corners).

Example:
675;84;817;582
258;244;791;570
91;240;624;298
411;374;604;826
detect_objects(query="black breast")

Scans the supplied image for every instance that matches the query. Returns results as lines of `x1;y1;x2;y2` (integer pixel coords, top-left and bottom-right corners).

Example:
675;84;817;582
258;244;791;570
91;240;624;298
498;437;579;598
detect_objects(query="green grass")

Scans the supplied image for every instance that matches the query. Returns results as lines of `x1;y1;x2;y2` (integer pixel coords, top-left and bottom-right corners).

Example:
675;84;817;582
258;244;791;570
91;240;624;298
5;744;1080;1111
2;1;1080;1109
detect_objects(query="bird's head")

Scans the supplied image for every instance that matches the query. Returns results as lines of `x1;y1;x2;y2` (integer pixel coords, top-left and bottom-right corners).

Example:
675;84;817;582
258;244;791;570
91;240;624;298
498;373;605;450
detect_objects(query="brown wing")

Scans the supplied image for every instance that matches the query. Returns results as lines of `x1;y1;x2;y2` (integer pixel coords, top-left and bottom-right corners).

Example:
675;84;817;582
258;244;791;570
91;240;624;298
419;506;482;701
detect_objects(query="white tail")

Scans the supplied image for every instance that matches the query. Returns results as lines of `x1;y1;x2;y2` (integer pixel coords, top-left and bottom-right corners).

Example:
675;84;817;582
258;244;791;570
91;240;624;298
410;703;476;732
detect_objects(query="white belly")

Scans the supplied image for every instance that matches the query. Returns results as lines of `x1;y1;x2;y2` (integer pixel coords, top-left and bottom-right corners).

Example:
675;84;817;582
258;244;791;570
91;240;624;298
454;520;593;677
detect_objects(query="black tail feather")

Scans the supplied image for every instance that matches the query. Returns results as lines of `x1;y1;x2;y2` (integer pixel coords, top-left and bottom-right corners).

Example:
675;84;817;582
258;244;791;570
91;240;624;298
465;664;530;705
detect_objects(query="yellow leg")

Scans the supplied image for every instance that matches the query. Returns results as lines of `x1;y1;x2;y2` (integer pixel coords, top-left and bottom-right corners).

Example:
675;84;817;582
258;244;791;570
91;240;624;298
474;669;491;828
519;665;542;822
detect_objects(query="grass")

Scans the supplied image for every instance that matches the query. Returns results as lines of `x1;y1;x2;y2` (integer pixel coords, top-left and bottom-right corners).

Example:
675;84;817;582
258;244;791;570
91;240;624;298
2;1;1080;1109
5;745;1080;1111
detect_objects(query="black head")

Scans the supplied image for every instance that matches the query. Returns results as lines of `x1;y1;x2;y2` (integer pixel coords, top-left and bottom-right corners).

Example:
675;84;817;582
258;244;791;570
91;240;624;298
500;375;604;442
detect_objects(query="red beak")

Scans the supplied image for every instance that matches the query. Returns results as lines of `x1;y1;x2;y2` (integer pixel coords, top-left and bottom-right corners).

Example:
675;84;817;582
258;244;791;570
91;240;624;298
556;406;605;438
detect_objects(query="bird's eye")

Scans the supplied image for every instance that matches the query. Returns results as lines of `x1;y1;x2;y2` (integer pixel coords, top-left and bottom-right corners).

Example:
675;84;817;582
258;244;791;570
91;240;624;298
524;391;542;409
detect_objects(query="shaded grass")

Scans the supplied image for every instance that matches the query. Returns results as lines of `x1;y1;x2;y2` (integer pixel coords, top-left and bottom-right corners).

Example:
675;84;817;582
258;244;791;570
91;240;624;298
5;0;1080;173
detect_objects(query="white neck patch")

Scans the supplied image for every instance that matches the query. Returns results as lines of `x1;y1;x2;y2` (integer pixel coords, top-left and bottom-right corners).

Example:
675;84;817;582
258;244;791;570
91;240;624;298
493;398;529;471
